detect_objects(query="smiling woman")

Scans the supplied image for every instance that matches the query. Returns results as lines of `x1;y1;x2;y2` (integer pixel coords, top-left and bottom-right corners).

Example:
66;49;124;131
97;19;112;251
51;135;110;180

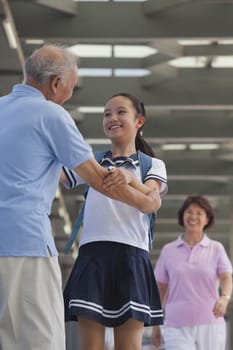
179;195;214;248
152;194;233;350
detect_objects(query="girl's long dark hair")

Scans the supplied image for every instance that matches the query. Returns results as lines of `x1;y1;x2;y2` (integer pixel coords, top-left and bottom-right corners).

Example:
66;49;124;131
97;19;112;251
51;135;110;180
110;93;155;157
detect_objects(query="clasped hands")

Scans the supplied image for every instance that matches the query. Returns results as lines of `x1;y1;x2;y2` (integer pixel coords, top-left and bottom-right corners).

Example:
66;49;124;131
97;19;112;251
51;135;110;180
103;167;133;191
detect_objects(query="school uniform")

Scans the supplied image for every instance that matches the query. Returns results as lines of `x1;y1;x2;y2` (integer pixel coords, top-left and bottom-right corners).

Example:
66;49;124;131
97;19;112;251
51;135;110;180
63;152;167;327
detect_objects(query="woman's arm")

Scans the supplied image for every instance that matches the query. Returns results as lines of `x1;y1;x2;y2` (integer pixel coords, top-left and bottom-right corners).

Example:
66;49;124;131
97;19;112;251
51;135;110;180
220;271;233;300
151;282;168;347
157;281;169;308
213;272;232;318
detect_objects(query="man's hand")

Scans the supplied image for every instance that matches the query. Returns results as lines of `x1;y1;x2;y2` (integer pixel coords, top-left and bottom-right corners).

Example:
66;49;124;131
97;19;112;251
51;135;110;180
103;168;133;191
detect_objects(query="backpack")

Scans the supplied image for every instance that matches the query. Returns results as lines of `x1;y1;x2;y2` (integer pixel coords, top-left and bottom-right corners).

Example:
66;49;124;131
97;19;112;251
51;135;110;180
63;150;156;254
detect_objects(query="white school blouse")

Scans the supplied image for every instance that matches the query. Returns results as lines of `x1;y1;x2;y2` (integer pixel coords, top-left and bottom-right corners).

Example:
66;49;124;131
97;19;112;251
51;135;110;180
64;153;167;251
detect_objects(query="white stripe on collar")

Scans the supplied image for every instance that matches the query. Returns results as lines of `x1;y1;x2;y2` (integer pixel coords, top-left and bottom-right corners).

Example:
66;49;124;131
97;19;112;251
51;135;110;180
100;156;139;169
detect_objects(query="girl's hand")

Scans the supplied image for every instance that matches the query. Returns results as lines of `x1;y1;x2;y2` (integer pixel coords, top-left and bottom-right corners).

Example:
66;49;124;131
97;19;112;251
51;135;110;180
212;296;229;318
103;168;133;190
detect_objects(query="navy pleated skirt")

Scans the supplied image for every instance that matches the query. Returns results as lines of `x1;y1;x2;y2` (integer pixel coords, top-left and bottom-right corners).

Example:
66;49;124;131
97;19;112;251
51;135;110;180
63;241;163;327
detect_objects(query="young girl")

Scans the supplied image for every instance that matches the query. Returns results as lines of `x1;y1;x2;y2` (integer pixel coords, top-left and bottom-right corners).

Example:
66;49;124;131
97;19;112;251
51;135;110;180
63;93;168;350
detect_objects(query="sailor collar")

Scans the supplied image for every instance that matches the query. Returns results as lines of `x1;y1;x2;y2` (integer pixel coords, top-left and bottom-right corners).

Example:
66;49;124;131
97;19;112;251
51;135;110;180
99;151;139;169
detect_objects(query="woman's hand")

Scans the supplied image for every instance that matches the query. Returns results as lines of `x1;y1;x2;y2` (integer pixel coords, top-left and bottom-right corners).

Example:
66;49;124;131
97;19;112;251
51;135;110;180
214;271;232;318
151;326;162;348
212;296;229;318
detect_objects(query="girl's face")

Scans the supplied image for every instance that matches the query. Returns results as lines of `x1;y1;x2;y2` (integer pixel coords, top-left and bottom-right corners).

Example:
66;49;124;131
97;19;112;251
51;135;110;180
183;203;209;233
103;96;144;142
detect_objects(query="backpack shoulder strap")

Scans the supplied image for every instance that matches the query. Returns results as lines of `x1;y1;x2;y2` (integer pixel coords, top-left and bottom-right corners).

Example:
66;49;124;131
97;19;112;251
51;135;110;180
94;150;108;163
63;204;85;254
137;150;152;181
138;151;156;250
63;150;109;254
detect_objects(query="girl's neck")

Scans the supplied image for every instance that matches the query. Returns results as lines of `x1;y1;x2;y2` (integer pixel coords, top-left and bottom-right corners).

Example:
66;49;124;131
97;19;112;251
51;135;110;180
111;144;136;158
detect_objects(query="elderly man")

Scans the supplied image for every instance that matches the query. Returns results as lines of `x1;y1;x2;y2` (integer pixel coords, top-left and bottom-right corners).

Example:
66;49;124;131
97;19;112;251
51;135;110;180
0;45;143;350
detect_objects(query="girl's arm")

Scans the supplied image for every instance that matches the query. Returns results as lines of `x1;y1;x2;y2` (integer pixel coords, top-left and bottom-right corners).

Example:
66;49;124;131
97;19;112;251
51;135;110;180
103;168;162;213
61;161;162;212
60;168;71;186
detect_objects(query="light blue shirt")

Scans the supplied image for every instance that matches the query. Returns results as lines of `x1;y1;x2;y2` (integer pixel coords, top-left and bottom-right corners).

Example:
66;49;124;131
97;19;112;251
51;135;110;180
0;84;93;256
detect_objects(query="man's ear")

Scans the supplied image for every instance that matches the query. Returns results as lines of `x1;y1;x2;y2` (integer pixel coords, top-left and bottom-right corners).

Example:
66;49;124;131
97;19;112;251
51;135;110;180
50;75;60;94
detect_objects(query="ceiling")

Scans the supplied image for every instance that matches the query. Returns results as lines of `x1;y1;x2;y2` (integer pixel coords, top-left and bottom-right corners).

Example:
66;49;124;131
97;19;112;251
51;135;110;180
1;0;233;264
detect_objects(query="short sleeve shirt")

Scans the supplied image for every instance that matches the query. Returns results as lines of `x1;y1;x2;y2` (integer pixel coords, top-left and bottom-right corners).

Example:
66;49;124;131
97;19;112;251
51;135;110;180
0;84;93;257
63;152;167;251
154;235;233;327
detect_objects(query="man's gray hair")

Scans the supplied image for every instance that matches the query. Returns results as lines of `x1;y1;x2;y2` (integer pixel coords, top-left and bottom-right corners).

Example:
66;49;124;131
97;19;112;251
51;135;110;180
23;44;78;84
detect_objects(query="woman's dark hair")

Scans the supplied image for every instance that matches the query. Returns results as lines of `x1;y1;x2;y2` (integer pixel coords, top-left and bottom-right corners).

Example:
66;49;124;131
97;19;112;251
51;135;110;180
110;93;155;157
178;194;215;230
